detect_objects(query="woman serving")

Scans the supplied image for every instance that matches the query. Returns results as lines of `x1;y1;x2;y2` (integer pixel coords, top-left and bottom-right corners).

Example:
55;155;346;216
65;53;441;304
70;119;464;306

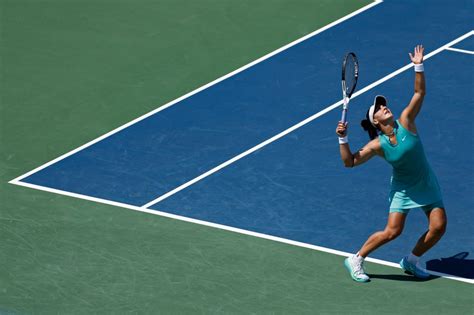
336;45;447;283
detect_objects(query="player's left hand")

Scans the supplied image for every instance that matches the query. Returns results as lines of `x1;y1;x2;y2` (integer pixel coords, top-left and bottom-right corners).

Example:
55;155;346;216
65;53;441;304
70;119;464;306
409;45;424;64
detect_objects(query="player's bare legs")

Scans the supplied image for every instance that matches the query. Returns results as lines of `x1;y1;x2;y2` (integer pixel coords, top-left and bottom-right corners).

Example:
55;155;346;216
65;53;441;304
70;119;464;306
358;212;407;258
412;208;447;256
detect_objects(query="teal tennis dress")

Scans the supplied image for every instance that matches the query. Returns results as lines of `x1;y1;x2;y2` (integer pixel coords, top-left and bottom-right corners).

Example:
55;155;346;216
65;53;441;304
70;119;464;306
379;120;443;212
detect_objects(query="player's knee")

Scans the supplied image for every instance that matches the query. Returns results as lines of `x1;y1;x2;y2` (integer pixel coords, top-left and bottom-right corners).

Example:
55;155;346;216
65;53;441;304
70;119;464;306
431;220;446;236
384;227;402;241
430;209;447;236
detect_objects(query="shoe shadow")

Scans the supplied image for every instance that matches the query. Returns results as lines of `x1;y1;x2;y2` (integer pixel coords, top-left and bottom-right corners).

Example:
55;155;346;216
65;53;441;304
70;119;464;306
426;252;474;279
367;273;439;282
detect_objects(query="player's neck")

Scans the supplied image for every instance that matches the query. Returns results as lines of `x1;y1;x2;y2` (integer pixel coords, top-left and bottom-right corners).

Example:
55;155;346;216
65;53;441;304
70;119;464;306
379;119;396;136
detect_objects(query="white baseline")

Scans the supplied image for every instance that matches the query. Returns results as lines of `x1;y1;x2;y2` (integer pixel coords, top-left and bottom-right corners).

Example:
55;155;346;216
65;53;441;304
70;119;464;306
12;180;474;284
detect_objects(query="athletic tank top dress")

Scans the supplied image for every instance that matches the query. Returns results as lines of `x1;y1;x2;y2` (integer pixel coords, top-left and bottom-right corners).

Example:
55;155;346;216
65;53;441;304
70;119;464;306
379;120;443;210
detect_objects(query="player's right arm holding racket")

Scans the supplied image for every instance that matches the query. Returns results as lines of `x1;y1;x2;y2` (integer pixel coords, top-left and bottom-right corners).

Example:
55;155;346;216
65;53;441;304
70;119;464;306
336;122;382;168
336;52;382;167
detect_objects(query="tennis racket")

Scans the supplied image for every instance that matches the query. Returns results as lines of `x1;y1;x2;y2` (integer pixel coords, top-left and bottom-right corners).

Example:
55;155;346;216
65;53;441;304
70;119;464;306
340;52;359;123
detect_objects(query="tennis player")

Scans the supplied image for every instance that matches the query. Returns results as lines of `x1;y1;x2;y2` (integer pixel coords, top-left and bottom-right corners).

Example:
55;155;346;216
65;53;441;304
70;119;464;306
336;45;447;282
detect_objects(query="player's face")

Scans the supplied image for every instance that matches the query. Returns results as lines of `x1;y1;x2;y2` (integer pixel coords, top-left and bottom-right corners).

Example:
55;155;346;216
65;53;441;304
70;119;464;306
374;105;393;123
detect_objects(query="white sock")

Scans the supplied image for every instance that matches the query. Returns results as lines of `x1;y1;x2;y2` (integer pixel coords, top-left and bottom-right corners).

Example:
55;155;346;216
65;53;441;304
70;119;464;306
407;253;420;265
354;252;364;262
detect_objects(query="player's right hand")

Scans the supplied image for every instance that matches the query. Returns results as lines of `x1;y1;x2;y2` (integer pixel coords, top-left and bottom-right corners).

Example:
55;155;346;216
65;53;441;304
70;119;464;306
336;121;348;137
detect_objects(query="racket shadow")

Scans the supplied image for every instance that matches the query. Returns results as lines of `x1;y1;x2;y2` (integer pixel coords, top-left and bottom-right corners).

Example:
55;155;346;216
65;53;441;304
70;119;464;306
367;273;439;282
426;252;474;279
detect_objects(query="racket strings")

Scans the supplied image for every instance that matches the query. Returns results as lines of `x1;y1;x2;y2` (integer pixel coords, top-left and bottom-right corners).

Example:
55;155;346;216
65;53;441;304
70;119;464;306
344;57;357;95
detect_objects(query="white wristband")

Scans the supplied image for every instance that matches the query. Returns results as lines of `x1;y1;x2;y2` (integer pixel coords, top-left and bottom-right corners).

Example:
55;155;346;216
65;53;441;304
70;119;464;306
414;63;424;72
338;136;348;144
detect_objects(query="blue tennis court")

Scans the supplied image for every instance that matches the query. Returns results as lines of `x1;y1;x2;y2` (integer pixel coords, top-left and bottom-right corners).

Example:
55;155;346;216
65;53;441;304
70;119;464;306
11;0;473;281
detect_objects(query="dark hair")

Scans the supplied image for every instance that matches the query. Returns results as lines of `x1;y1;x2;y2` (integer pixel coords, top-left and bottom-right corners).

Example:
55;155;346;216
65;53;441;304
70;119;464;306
361;96;386;140
361;114;378;140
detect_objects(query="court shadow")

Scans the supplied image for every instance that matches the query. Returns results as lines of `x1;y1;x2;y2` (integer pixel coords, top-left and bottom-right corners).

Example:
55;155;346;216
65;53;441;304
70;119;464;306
426;252;474;279
367;273;439;282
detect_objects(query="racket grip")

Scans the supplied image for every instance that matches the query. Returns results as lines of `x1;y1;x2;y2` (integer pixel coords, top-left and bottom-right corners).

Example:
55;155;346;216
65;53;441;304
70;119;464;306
341;108;347;123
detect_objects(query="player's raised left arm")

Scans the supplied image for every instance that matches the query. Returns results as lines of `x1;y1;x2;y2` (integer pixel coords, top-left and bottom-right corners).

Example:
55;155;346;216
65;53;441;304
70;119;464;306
400;45;425;131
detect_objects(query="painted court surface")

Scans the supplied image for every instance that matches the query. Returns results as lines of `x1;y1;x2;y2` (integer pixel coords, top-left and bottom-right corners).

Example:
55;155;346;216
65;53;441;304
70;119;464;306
2;0;473;313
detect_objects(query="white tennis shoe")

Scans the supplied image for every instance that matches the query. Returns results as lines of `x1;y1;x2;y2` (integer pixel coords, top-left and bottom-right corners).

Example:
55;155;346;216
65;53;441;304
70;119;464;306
344;255;370;283
400;256;431;279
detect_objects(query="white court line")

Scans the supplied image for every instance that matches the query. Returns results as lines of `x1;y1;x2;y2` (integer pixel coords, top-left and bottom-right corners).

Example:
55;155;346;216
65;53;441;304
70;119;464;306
12;180;474;284
9;0;383;184
141;30;474;208
445;47;474;55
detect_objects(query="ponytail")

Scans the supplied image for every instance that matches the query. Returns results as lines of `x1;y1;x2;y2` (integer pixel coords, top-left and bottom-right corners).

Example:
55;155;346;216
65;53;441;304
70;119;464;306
361;119;378;140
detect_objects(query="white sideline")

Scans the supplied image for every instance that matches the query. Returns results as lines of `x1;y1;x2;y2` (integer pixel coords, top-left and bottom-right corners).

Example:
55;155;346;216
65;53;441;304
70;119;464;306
445;47;474;55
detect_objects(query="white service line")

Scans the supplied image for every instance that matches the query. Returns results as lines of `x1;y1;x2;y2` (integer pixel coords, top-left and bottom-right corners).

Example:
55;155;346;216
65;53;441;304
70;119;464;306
8;0;383;185
141;30;474;208
445;47;474;55
11;180;474;284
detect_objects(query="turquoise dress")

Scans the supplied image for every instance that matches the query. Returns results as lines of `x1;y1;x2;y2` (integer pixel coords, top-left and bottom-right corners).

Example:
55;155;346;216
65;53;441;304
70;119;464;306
379;120;443;211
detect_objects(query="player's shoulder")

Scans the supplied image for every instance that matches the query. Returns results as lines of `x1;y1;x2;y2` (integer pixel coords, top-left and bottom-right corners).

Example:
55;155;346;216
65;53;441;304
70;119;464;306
397;116;418;134
367;136;381;147
367;136;383;155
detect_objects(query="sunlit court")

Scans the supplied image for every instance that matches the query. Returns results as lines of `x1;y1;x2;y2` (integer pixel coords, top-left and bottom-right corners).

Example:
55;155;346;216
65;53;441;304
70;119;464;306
2;0;473;313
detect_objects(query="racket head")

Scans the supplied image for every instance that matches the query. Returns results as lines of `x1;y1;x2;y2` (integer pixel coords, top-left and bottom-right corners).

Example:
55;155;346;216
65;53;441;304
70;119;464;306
341;52;359;98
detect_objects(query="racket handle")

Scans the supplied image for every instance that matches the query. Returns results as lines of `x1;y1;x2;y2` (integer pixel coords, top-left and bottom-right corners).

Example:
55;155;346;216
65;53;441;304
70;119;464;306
341;108;347;123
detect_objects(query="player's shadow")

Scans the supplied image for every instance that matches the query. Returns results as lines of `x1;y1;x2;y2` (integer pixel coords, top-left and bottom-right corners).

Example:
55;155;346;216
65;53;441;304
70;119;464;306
368;252;473;281
426;252;474;279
